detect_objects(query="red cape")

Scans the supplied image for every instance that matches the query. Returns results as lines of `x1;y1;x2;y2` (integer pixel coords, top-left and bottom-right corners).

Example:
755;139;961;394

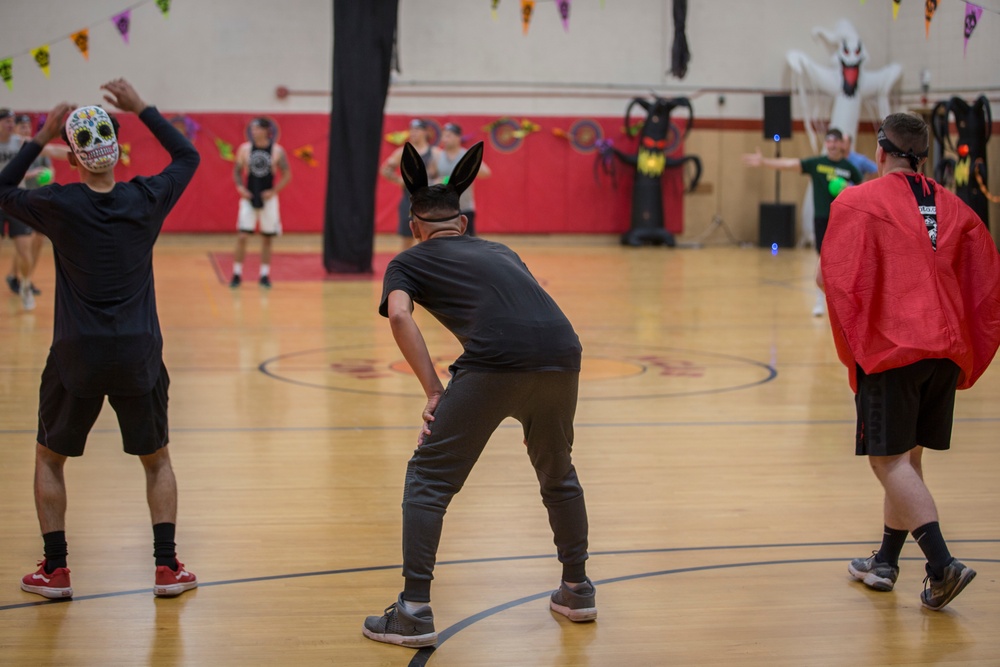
821;173;1000;392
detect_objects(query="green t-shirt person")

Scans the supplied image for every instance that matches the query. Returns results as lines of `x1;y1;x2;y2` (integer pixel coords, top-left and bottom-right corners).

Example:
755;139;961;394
801;155;863;218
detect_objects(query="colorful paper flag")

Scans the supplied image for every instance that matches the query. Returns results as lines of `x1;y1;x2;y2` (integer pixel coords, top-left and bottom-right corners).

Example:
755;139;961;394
964;2;983;56
892;0;901;20
491;0;500;21
557;0;571;32
112;9;132;44
521;0;535;35
214;137;235;161
156;0;171;18
71;29;90;60
119;143;132;167
925;0;938;38
0;58;12;91
31;45;51;79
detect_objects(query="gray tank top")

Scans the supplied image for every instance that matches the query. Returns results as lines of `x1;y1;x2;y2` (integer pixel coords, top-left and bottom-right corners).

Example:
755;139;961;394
436;148;475;212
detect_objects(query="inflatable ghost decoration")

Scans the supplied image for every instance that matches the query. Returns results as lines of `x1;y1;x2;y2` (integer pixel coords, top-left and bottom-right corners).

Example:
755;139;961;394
931;96;992;229
786;19;902;244
786;19;901;150
600;95;702;247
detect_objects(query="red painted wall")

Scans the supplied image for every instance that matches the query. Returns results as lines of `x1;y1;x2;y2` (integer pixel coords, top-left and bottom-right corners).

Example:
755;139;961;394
104;112;685;234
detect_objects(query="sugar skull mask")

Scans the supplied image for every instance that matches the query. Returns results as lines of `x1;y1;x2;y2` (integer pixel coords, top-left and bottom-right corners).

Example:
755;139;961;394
65;106;119;173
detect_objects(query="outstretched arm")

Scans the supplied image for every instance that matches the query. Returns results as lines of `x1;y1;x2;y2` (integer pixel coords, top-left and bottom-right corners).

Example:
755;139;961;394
386;289;445;445
742;149;801;171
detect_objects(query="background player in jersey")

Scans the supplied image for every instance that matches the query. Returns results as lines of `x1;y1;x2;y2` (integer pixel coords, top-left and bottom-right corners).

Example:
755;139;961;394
230;117;291;288
362;142;594;649
0;78;200;600
820;112;1000;611
432;122;491;236
380;118;437;250
743;127;863;316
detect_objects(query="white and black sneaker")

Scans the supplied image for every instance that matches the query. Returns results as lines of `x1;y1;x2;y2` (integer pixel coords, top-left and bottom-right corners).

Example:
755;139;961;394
363;593;437;648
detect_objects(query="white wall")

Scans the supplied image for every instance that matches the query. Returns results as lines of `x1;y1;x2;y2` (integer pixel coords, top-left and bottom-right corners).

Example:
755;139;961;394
0;0;997;118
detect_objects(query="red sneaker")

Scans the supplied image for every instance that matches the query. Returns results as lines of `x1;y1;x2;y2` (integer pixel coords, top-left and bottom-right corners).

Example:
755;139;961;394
154;561;198;597
21;561;73;599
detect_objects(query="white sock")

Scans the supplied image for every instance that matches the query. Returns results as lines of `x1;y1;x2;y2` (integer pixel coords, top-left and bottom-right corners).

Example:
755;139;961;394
259;264;270;278
402;599;430;613
232;262;243;276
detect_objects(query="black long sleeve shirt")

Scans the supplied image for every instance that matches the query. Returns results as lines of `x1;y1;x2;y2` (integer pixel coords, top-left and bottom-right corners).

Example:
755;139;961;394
0;106;200;396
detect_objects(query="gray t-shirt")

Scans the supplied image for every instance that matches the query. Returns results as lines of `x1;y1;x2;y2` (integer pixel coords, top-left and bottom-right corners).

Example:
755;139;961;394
435;148;475;213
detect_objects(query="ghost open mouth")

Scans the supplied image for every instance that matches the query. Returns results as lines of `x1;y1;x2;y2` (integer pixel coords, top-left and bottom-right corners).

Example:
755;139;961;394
841;60;860;97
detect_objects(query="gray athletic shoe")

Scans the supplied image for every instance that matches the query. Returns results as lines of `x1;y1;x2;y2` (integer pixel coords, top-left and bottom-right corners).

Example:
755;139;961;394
19;278;35;311
921;559;976;611
549;577;597;622
849;551;899;592
362;593;437;647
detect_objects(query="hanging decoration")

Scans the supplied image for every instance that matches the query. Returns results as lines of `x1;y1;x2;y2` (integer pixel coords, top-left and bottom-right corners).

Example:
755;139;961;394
483;117;539;153
0;59;12;91
71;29;90;60
293;145;320;167
214;137;235;162
491;0;500;20
925;0;938;38
521;0;535;34
552;119;603;154
964;3;983;56
892;0;902;20
156;0;171;18
112;9;132;44
557;1;571;31
31;45;51;79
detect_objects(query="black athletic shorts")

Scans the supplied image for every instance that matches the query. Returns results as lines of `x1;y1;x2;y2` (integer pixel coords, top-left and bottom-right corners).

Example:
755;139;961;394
36;355;170;457
855;358;960;457
1;210;34;238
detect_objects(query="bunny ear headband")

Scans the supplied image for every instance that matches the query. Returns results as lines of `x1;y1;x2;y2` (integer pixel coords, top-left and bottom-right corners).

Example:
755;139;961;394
401;141;484;223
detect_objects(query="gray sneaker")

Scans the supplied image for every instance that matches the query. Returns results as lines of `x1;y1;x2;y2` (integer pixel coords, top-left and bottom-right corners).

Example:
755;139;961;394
19;279;35;311
921;559;976;611
849;551;899;592
549;577;597;622
362;593;437;647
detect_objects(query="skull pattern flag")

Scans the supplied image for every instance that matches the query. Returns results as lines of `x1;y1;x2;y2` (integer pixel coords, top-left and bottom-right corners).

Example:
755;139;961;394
521;0;535;34
557;0;571;32
112;9;131;44
925;0;938;38
72;29;90;60
30;45;50;78
964;2;983;56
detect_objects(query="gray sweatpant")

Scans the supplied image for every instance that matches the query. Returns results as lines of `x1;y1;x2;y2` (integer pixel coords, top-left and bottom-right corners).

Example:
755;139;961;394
401;368;589;602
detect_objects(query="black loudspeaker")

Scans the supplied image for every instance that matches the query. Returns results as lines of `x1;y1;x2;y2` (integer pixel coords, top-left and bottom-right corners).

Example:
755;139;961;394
759;203;796;248
763;95;792;140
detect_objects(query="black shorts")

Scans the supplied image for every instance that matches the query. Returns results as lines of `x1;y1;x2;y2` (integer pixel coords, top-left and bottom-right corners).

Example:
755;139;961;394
1;210;34;238
855;358;960;457
36;356;170;457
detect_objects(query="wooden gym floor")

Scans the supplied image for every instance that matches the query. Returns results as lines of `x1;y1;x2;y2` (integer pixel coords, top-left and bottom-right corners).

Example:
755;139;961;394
1;233;997;666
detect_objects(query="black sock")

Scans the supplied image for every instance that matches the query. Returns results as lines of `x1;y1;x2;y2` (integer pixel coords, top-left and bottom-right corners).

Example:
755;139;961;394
153;522;178;570
876;525;908;567
562;561;587;583
42;531;68;572
912;521;952;579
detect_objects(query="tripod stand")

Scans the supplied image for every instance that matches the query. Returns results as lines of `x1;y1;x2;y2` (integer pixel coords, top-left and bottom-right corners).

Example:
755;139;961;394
678;95;747;249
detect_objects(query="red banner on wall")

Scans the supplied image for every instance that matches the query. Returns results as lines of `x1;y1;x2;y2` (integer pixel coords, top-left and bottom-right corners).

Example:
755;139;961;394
99;112;684;235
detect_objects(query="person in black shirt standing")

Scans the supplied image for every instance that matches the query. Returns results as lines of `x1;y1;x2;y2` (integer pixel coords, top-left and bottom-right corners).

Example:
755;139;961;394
229;117;291;288
0;79;200;600
362;142;594;649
